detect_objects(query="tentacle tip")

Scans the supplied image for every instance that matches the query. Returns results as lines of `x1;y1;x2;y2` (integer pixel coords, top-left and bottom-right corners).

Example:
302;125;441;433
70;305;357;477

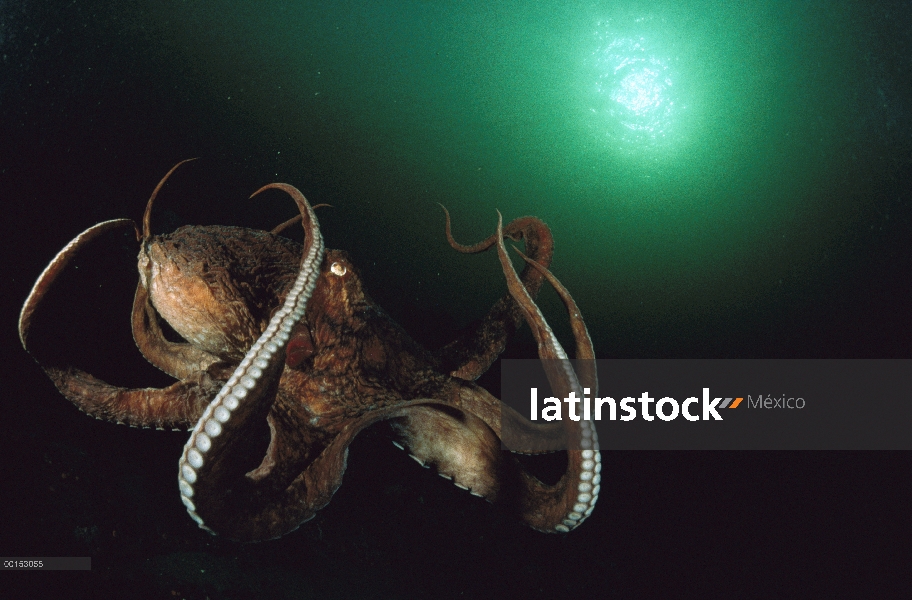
144;160;198;241
510;245;536;265
249;184;274;199
249;182;297;199
439;204;453;233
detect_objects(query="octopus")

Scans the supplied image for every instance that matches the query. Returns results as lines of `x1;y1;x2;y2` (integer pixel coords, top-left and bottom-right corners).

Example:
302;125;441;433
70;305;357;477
18;160;601;542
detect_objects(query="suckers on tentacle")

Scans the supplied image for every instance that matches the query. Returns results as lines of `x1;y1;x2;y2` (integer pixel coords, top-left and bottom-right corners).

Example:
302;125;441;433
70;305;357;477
177;183;325;532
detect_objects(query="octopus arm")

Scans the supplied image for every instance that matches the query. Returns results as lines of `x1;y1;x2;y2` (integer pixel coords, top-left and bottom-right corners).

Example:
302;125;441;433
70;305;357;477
387;385;594;532
19;219;136;350
18;218;224;430
184;395;459;541
387;403;504;499
176;182;332;541
43;365;224;430
433;209;554;381
492;212;600;532
131;279;222;380
383;213;600;533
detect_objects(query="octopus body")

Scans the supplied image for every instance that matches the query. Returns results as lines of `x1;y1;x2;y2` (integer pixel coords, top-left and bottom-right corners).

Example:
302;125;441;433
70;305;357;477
19;161;600;542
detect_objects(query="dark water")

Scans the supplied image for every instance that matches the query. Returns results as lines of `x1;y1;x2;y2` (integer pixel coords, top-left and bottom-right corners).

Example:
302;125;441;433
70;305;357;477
1;1;910;598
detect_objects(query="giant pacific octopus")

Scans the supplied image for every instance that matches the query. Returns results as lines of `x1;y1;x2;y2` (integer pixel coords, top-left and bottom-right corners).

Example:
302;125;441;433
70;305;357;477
19;160;601;542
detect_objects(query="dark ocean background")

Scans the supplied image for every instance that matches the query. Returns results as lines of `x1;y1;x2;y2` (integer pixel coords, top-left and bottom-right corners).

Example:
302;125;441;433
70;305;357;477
1;1;910;598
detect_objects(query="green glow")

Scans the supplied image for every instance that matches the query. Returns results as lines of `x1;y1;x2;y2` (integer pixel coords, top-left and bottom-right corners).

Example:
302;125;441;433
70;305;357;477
588;18;684;153
156;0;874;348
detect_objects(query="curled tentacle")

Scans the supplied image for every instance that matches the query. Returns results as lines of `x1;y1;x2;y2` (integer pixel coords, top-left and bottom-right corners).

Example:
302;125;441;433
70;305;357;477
435;205;555;380
142;158;198;243
131;270;224;380
512;246;597;394
20;219;136;349
388;213;599;532
177;182;325;538
493;211;600;533
18;217;220;430
133;159;232;377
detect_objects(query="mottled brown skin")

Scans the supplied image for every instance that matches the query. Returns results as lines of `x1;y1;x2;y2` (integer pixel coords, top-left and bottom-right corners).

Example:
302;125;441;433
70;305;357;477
19;164;600;542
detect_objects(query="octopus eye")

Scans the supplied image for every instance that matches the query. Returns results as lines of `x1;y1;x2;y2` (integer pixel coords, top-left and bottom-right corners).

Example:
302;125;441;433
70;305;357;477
330;262;347;276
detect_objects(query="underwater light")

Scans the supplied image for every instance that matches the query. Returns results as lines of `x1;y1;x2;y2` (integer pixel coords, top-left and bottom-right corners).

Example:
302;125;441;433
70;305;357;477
588;20;682;152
